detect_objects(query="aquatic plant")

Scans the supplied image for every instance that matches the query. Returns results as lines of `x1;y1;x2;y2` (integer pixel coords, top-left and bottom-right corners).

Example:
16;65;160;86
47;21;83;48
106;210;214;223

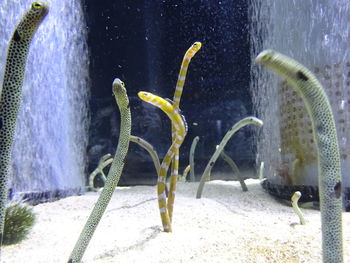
3;201;35;246
196;117;263;198
0;2;48;251
219;149;248;192
169;42;202;221
256;49;343;263
68;79;131;263
138;91;186;232
291;191;307;225
189;136;200;182
88;154;113;190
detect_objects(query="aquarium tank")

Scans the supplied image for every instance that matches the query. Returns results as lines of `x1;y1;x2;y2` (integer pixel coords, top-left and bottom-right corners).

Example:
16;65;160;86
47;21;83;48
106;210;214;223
1;0;349;262
1;0;255;203
0;0;349;209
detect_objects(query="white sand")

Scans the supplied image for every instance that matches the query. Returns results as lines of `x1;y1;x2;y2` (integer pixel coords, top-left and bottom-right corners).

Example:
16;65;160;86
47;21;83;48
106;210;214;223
3;179;350;263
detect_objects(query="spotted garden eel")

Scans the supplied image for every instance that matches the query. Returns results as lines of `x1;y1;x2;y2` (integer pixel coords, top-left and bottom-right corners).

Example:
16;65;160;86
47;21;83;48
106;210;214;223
0;2;48;249
256;49;343;263
178;164;191;182
68;79;131;262
138;91;186;232
219;149;248;192
98;153;113;166
258;161;265;180
291;191;307;225
88;155;113;190
291;158;300;184
130;135;161;176
189;136;200;182
89;136;161;191
196;117;263;199
169;42;202;221
182;164;191;181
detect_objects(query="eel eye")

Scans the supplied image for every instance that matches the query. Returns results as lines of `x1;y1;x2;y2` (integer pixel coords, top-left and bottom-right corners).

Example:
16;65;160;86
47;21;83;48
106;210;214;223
32;2;43;9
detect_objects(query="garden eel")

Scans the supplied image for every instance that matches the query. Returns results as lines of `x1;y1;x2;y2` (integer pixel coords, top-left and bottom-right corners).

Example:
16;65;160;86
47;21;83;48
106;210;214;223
189;136;200;182
130;135;160;176
0;2;48;249
219;149;248;192
88;156;113;190
89;136;161;191
256;49;343;263
169;41;202;221
98;153;113;164
291;191;307;225
258;161;265;180
178;164;191;182
182;164;191;180
138;91;186;232
68;79;131;262
291;158;300;184
196;117;263;199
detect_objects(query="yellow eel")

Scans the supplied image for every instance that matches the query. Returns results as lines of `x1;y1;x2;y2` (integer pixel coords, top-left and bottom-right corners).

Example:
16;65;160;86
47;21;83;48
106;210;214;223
256;49;343;263
169;42;201;221
138;91;186;232
0;2;48;250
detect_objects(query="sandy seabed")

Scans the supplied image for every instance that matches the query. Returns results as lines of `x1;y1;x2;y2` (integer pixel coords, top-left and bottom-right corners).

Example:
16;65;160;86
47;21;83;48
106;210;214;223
2;179;350;263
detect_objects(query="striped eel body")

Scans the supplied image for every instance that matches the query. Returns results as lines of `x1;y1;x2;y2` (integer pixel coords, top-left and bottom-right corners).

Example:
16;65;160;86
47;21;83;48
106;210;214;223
0;2;48;248
196;117;263;198
68;79;131;262
169;42;201;221
256;49;343;263
172;42;202;107
138;91;186;232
